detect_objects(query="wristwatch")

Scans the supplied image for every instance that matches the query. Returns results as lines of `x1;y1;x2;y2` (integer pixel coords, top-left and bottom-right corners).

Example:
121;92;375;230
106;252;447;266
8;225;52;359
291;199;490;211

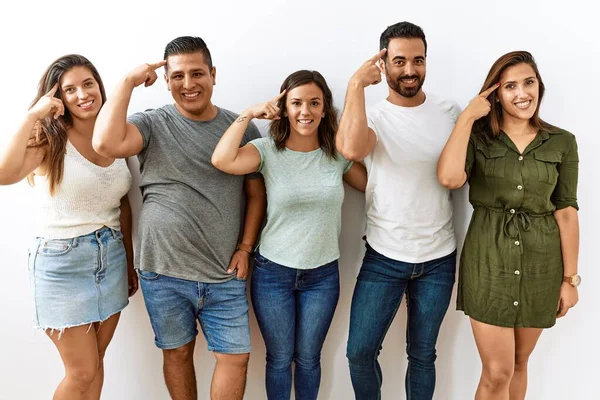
236;243;254;255
562;274;581;287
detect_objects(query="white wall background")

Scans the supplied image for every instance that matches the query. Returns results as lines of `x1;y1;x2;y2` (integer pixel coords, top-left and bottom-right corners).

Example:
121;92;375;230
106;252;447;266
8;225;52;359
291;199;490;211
0;1;598;398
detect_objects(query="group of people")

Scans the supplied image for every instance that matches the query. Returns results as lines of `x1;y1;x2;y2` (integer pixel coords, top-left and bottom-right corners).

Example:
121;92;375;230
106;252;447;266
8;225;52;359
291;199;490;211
0;20;579;400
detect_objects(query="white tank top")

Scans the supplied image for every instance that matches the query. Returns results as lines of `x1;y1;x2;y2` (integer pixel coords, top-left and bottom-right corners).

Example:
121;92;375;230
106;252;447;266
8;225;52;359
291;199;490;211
33;140;132;239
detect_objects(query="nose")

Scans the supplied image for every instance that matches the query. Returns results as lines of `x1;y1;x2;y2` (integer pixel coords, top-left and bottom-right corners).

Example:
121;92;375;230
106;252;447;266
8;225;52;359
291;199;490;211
77;87;88;99
300;104;310;116
183;75;193;90
404;62;416;76
515;84;526;98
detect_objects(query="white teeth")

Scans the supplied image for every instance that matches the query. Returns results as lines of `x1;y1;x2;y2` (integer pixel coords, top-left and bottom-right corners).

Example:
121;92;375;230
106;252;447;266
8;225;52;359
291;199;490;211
515;100;531;109
401;79;417;83
79;101;93;108
298;120;313;124
183;93;199;98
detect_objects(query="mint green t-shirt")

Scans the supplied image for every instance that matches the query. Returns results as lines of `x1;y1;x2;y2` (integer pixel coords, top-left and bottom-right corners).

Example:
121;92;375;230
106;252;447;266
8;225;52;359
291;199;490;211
250;137;353;269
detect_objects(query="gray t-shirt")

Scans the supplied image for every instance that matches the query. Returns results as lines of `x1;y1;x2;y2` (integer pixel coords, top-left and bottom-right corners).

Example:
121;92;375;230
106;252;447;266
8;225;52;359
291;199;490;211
250;137;353;269
128;104;261;282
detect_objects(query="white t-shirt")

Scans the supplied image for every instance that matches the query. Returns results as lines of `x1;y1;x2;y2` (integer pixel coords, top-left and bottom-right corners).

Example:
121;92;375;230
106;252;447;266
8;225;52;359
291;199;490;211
364;92;460;263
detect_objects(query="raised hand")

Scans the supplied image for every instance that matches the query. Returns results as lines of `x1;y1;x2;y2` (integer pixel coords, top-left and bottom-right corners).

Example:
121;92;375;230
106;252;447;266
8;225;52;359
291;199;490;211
29;84;65;120
243;90;286;120
126;60;167;88
464;83;501;121
350;48;387;88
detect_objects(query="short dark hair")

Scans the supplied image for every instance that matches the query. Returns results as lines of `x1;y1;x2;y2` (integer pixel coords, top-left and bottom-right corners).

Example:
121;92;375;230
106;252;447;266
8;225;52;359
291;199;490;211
163;36;213;70
380;21;427;56
269;70;339;159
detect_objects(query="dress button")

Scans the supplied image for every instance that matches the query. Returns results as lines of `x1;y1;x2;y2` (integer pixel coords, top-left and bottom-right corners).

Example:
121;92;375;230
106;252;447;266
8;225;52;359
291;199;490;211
510;209;515;214
517;185;523;190
515;270;520;275
518;156;524;161
515;241;520;246
514;301;519;306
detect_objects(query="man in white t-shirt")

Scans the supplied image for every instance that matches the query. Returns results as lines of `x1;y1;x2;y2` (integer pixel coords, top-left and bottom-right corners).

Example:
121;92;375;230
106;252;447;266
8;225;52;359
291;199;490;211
337;21;460;400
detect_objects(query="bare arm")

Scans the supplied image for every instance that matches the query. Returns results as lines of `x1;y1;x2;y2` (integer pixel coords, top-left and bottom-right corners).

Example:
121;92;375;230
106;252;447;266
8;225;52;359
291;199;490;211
93;61;166;158
343;162;367;192
337;50;386;162
0;85;65;185
437;83;500;189
119;194;138;297
212;93;285;175
227;176;267;279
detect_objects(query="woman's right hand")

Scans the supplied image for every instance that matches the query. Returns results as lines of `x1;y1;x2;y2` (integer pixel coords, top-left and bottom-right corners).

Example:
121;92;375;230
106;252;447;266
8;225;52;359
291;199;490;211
244;91;286;120
462;83;500;121
28;84;65;121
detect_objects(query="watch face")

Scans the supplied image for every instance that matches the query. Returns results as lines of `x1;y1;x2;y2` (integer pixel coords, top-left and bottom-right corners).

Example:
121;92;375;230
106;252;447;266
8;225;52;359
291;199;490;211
572;275;582;287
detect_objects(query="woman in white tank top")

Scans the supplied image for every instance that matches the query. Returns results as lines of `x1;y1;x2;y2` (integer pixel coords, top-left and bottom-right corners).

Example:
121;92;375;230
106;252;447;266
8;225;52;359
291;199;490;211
0;54;134;400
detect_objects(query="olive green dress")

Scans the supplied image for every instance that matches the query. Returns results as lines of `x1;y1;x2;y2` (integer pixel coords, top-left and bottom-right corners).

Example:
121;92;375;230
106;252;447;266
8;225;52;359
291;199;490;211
457;127;579;328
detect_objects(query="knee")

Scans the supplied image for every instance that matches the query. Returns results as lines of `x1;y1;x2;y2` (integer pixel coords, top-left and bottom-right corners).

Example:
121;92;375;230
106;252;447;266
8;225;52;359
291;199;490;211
294;351;320;371
266;351;293;371
407;343;437;366
163;344;195;364
346;342;377;367
481;363;514;391
66;363;98;391
216;353;249;372
514;352;531;372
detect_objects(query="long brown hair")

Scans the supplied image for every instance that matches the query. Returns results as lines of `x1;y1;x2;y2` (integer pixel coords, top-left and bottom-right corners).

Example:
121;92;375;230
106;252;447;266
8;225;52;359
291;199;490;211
269;70;339;158
28;54;107;194
473;51;555;141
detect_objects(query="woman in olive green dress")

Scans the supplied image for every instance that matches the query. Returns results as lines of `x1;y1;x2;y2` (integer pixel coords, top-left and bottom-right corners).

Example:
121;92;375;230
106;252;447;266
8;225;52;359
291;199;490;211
437;51;580;400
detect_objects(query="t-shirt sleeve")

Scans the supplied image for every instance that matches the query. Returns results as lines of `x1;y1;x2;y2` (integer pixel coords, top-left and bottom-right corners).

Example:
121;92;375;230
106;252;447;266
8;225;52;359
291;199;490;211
248;137;268;173
366;108;379;139
339;153;354;174
127;111;153;151
552;134;579;210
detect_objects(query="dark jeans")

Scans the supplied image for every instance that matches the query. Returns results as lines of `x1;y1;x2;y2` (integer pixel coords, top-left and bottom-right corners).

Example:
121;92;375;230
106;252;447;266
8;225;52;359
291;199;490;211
251;252;340;400
346;243;456;400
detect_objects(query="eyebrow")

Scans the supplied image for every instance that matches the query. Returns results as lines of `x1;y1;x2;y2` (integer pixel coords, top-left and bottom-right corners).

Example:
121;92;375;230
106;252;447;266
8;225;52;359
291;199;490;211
289;97;322;101
62;77;94;88
169;68;205;76
503;76;537;84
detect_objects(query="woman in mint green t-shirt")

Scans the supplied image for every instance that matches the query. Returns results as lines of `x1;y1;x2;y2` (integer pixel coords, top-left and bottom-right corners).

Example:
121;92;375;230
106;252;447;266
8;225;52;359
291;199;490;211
212;70;366;400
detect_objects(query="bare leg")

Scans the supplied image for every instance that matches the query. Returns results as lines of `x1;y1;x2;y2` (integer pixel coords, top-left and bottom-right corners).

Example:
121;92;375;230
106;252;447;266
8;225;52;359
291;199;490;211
210;353;249;400
471;319;515;400
163;340;197;400
48;325;99;400
87;313;121;399
509;328;543;400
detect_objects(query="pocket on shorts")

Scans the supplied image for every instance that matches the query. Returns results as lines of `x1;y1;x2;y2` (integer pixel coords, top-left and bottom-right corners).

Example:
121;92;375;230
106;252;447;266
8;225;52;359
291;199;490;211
37;238;74;257
137;269;160;280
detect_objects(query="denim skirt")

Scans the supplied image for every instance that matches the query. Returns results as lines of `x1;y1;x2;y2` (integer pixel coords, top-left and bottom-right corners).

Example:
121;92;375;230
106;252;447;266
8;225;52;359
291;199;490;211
28;227;129;331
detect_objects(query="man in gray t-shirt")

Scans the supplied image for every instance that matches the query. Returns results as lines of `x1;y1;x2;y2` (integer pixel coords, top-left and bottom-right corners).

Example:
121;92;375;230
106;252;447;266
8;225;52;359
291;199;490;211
93;36;265;400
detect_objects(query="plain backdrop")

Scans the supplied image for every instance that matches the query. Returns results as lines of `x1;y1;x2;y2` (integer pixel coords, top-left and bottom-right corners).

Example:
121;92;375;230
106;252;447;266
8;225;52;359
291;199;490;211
0;1;598;399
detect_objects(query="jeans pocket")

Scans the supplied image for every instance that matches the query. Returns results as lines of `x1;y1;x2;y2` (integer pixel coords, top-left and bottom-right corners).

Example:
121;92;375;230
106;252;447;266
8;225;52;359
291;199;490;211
37;238;74;257
137;269;160;281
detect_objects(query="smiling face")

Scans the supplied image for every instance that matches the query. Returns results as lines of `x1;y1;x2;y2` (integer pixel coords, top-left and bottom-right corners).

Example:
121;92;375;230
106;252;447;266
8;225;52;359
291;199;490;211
383;37;426;98
164;52;216;120
59;66;102;121
285;82;325;138
496;63;540;123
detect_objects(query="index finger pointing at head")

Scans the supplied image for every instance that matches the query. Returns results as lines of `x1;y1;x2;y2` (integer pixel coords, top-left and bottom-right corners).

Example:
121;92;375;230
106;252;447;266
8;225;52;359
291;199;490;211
480;82;500;98
272;89;286;103
149;60;167;70
47;83;59;97
369;48;387;62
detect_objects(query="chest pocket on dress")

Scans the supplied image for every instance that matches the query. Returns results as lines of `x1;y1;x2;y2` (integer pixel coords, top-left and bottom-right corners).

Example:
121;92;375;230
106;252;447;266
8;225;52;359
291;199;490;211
533;150;562;185
477;144;507;179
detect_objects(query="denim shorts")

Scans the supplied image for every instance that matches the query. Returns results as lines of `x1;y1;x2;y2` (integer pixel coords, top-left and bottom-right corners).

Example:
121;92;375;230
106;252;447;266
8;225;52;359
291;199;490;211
138;271;251;353
28;227;129;332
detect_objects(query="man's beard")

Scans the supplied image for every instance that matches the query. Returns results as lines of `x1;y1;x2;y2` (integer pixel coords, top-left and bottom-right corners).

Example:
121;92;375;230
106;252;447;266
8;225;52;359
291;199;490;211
386;73;425;98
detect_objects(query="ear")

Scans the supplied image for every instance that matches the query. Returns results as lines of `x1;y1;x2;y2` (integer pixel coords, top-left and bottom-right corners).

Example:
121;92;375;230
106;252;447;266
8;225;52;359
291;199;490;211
164;74;170;91
211;66;217;86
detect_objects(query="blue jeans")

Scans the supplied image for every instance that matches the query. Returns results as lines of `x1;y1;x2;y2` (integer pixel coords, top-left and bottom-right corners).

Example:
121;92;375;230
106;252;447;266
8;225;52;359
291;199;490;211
347;243;456;400
251;252;340;400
